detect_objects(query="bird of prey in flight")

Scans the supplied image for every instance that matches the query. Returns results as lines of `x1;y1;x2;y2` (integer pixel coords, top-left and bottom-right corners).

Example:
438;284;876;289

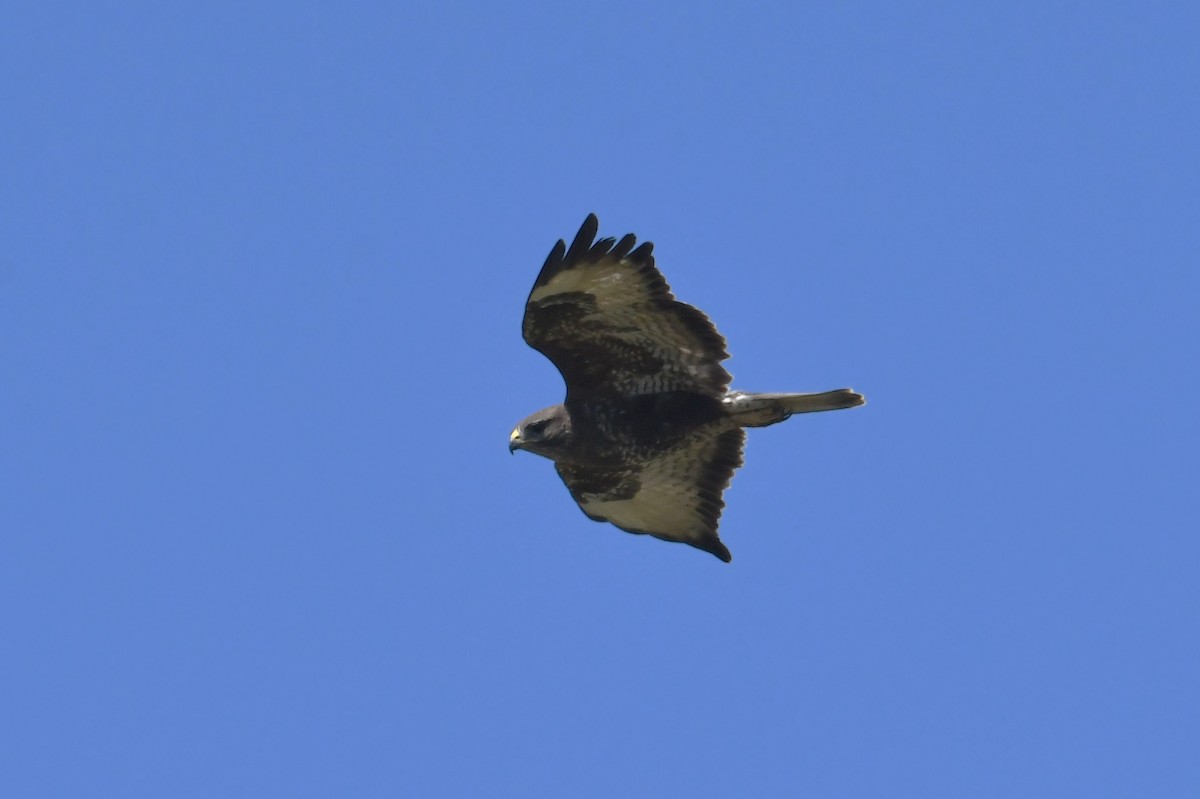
510;214;864;562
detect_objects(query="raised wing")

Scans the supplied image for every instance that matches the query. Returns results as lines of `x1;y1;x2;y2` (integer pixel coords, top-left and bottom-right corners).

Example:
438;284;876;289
555;427;745;562
523;214;731;402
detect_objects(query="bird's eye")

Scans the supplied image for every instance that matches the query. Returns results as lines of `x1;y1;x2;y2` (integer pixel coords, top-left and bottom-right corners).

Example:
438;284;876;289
526;420;549;435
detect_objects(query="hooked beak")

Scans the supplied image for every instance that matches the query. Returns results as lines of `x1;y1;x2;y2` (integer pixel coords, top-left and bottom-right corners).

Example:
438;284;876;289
509;427;522;454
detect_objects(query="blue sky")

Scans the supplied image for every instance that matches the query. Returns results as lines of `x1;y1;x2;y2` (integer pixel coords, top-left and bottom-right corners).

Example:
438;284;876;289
2;2;1197;796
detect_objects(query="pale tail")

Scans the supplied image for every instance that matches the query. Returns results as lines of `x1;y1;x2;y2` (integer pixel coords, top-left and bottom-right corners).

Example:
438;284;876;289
722;388;865;428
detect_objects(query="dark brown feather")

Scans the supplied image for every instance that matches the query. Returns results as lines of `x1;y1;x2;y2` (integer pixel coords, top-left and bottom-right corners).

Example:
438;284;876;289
555;426;744;562
522;214;731;402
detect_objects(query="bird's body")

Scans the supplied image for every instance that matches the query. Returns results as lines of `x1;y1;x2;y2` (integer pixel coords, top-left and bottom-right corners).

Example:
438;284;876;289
510;215;863;562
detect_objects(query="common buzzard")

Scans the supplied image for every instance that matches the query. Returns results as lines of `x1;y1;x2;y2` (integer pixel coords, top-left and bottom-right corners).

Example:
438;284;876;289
510;214;864;562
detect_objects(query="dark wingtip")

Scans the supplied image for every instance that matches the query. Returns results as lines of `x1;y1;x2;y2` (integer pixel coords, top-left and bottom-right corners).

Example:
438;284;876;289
698;535;732;562
610;232;637;261
564;214;599;264
627;240;654;265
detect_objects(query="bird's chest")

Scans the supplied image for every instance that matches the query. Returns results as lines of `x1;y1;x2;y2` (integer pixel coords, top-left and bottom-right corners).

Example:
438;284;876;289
567;392;724;461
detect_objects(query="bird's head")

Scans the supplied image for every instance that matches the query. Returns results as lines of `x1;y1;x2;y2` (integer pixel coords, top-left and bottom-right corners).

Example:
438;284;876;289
509;405;572;459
